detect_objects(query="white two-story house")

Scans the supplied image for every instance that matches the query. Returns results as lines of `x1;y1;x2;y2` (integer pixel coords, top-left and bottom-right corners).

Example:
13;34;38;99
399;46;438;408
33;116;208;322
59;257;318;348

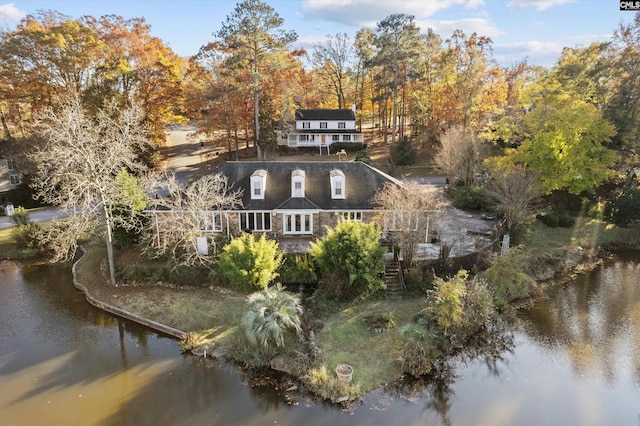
280;105;365;154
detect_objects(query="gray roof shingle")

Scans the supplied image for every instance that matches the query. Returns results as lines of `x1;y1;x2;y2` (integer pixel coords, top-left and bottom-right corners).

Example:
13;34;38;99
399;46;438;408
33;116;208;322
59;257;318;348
212;161;401;211
295;109;355;121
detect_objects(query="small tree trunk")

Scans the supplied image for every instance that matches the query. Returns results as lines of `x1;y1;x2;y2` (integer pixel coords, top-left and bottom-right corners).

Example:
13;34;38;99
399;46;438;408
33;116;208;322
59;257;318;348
234;128;239;161
0;105;12;140
17;103;26;138
104;215;117;286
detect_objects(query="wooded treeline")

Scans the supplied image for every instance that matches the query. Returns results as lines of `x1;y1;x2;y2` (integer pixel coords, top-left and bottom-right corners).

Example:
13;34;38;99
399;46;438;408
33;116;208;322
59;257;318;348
1;2;639;191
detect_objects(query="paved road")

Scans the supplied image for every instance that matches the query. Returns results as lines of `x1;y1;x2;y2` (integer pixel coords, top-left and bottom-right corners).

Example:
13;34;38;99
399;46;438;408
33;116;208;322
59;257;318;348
0;207;71;229
1;126;209;229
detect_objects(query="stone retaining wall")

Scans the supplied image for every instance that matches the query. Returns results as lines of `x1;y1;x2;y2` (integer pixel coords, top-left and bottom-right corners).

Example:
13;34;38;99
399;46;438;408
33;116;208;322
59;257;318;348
72;247;187;340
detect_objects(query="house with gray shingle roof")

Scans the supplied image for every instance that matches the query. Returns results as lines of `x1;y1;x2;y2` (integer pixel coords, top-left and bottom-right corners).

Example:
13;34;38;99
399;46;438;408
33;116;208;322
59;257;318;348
210;161;401;241
279;106;365;154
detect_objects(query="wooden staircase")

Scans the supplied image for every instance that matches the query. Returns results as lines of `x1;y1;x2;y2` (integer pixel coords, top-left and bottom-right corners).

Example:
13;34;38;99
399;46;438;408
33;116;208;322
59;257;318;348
384;260;405;298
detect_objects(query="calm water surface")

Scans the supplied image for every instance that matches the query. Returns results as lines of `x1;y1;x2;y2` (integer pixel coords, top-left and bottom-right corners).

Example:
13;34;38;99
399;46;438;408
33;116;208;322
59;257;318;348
1;253;639;425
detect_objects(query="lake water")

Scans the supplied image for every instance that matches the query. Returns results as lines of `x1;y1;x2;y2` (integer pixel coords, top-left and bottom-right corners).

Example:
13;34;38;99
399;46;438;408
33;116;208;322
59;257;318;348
1;253;639;425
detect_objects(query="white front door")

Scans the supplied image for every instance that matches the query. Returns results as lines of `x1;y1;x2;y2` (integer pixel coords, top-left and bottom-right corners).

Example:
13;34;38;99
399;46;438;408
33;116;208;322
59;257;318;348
283;213;313;235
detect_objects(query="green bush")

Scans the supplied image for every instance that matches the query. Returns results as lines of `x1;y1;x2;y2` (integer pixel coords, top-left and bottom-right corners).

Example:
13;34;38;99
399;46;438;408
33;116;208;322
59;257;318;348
310;220;385;300
304;366;360;402
118;263;209;286
307;289;345;317
507;221;533;246
217;233;283;292
168;266;209;286
117;264;167;284
397;323;441;377
448;185;493;211
354;149;372;165
462;277;495;332
605;180;640;227
390;138;416;166
9;206;31;227
10;208;43;258
403;267;433;293
536;211;575;228
481;249;536;309
12;222;42;249
226;337;277;369
279;253;317;285
427;270;468;335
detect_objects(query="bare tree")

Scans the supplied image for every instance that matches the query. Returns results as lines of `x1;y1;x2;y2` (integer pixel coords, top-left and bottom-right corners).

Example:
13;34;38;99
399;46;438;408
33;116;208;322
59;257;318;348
144;171;243;266
485;165;540;233
374;181;447;266
30;97;150;285
311;33;353;109
434;125;481;186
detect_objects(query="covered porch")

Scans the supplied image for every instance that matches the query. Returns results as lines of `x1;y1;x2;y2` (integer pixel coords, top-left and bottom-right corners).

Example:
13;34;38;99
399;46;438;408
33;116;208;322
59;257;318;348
279;132;365;154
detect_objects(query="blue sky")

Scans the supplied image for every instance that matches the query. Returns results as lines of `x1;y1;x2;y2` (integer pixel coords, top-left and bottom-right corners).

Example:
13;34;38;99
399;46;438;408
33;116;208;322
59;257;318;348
0;0;636;67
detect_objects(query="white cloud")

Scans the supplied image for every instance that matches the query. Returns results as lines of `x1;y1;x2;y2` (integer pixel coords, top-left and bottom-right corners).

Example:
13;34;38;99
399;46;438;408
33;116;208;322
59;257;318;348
506;0;576;11
567;33;614;44
0;3;25;27
495;40;564;67
495;32;616;67
301;0;484;28
419;18;505;38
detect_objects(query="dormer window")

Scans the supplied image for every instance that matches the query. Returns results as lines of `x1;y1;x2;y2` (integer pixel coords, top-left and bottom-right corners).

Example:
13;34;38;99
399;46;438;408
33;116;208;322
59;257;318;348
250;169;267;200
338;122;346;129
320;122;327;129
303;121;310;129
330;169;345;199
291;169;305;198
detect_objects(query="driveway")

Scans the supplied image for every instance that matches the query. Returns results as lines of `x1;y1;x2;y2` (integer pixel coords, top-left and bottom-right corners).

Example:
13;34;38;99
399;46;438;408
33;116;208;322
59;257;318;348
163;125;224;184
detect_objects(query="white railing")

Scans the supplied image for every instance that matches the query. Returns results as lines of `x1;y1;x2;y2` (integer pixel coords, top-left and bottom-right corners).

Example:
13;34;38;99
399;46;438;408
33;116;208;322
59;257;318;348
280;133;365;147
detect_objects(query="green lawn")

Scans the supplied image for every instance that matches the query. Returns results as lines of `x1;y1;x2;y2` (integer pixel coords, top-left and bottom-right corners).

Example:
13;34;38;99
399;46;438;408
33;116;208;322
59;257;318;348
0;227;19;258
315;298;426;392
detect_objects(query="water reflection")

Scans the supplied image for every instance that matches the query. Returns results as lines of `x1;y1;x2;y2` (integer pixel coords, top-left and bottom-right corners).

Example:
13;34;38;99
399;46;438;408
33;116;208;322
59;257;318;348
2;254;640;425
522;256;640;385
383;326;515;426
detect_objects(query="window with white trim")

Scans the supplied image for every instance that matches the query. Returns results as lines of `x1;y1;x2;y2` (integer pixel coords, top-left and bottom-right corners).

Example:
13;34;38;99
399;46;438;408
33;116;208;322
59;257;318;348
320;122;327;129
343;134;351;142
239;212;272;232
332;135;340;142
250;169;267;199
341;211;362;221
291;169;305;197
330;169;345;199
284;213;312;234
9;174;20;186
302;121;310;129
197;212;223;232
338;122;346;129
299;134;309;142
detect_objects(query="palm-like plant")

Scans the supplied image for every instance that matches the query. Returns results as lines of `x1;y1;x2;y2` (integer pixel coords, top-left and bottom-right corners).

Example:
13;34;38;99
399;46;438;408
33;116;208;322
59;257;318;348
242;284;303;349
